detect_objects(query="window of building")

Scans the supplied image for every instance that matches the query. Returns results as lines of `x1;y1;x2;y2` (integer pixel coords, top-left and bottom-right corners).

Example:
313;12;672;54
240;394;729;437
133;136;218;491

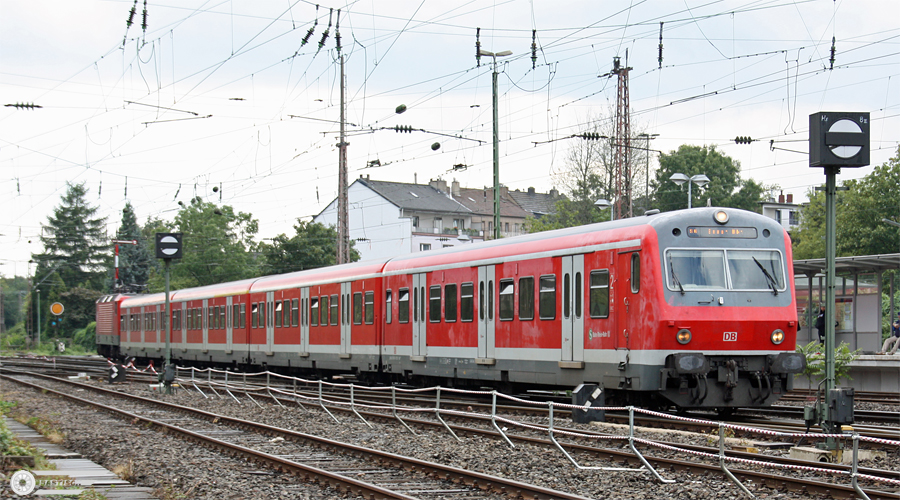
398;288;409;323
353;292;363;325
365;291;374;324
499;279;514;321
589;270;610;318
445;284;457;322
434;217;443;232
519;277;534;320
429;285;442;322
420;243;432;251
540;275;556;320
453;218;465;230
412;216;419;229
461;283;474;322
505;222;509;233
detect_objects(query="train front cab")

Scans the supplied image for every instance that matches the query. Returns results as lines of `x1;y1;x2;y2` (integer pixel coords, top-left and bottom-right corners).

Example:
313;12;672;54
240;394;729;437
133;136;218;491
652;208;806;410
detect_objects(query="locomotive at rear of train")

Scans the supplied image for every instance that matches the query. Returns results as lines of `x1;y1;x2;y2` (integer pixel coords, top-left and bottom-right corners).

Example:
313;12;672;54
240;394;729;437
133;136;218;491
96;207;805;410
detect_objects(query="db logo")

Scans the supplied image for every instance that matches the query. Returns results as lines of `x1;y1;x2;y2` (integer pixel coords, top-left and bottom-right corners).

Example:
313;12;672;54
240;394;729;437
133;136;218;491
723;332;738;342
10;470;36;495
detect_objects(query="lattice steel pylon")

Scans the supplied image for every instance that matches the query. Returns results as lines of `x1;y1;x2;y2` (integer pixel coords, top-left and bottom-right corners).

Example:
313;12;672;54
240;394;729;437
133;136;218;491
612;56;632;219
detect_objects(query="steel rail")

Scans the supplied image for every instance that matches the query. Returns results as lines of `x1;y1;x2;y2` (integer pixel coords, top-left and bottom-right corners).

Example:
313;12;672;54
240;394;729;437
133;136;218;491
1;372;593;500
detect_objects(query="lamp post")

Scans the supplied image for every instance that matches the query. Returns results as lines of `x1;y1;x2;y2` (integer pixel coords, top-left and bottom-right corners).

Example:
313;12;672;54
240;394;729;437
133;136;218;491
669;173;710;209
594;199;614;222
479;48;512;240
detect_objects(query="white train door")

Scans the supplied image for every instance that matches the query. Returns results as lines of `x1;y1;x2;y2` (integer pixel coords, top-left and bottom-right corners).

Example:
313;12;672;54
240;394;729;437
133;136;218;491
202;299;209;353
226;296;233;353
266;291;275;354
340;282;351;358
300;287;310;355
477;266;495;361
561;255;585;365
412;273;427;360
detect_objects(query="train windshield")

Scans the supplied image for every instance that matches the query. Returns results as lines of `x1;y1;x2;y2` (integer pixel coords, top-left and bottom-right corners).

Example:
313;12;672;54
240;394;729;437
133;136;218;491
666;248;786;292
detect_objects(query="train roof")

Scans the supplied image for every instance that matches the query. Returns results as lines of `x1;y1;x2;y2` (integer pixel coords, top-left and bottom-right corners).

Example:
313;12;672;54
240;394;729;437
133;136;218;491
250;259;387;292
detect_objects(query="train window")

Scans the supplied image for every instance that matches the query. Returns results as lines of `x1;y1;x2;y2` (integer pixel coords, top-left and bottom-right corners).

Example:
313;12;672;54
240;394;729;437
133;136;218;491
479;282;485;321
259;302;266;329
310;298;319;326
319;296;328;325
209;307;215;330
353;292;363;325
120;314;126;332
413;287;418;322
343;294;350;325
666;249;727;291
239;304;246;328
727;250;785;291
445;284;457;323
540;275;556;320
385;290;392;324
420;286;426;322
519;277;534;321
499;279;514;321
461;283;474;322
488;280;494;320
575;272;582;318
301;298;307;326
251;303;259;328
429;286;442;323
563;274;571;319
631;253;641;293
283;301;290;327
398;289;409;323
220;306;226;329
274;301;283;328
230;305;237;329
365;291;374;324
330;294;339;326
291;298;299;327
589;270;610;318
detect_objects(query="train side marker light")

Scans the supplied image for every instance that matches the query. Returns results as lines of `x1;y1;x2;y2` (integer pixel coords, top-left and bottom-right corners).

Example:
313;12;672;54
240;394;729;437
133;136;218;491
771;329;785;345
714;210;729;224
676;329;692;345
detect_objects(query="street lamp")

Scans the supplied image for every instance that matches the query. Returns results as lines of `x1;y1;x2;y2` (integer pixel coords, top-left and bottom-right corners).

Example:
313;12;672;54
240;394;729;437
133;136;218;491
479;48;513;239
669;173;710;209
594;199;614;222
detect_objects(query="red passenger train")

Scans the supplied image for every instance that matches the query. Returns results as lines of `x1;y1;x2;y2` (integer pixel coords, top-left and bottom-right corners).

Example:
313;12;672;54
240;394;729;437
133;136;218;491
96;207;805;410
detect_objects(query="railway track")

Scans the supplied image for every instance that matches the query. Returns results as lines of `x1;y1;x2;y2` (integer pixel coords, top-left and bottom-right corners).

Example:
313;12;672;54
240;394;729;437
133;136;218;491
1;370;592;500
3;368;899;499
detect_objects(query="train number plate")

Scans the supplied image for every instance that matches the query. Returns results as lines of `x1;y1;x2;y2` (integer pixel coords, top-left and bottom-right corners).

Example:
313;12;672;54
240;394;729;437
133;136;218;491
723;332;738;341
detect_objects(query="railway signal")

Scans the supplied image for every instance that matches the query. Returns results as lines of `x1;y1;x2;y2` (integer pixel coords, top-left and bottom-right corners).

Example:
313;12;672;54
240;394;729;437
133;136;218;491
155;232;183;395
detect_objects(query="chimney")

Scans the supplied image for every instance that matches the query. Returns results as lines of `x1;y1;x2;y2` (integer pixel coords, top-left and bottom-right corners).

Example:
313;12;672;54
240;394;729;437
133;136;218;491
528;187;535;195
430;179;448;193
550;188;559;198
451;180;460;197
500;185;508;198
778;193;785;204
786;193;793;203
414;173;417;184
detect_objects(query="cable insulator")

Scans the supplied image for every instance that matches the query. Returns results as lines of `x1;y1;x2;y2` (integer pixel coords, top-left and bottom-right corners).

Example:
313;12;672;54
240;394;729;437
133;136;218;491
335;9;341;53
658;22;664;69
141;0;148;33
531;29;537;69
476;27;481;67
829;36;836;70
734;136;752;145
301;5;319;47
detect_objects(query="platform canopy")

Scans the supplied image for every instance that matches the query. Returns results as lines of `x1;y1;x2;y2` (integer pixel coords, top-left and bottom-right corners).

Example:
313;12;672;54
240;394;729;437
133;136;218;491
793;253;900;276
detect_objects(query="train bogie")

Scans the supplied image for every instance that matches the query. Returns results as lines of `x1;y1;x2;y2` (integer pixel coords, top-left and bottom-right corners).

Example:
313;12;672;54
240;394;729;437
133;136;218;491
97;207;805;411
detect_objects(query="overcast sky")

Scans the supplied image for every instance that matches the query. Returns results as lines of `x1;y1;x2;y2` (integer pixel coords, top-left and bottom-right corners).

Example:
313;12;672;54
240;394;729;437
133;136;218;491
2;0;898;277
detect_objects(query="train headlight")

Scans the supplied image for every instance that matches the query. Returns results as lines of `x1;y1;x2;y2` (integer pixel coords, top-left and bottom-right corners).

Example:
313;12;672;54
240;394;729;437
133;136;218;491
771;329;785;345
676;329;692;345
713;210;729;224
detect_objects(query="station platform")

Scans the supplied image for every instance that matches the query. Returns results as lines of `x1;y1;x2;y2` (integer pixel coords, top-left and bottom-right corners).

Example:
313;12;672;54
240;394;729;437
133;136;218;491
3;417;158;499
792;354;900;393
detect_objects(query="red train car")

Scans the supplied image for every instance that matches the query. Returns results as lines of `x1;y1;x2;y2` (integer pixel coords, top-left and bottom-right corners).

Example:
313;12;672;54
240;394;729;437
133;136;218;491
98;207;805;410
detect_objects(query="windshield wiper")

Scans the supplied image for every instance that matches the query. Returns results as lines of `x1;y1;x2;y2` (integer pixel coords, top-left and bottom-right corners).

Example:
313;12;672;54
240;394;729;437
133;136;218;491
752;256;779;296
668;255;685;295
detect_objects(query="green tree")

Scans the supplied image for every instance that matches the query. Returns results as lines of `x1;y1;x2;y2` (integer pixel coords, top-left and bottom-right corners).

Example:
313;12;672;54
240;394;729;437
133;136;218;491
793;146;900;259
109;202;155;293
653;145;768;213
1;276;29;331
153;197;259;289
31;182;111;291
259;220;359;276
